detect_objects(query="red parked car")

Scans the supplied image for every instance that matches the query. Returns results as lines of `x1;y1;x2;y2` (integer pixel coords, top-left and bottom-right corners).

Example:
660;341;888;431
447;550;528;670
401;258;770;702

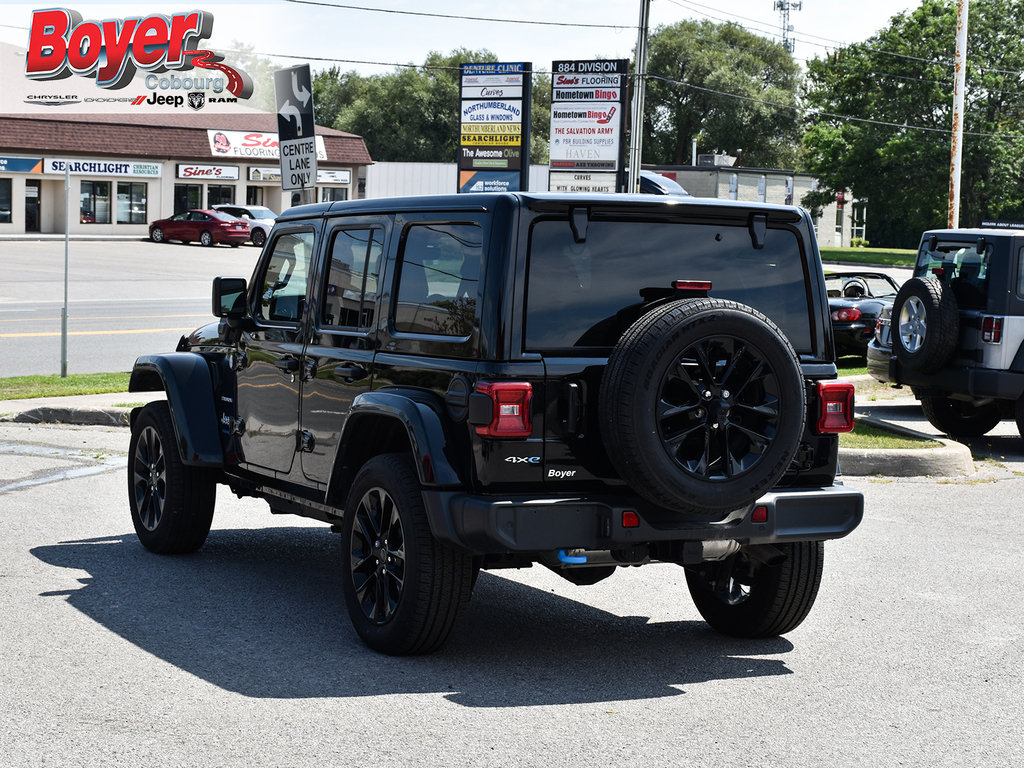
149;209;250;247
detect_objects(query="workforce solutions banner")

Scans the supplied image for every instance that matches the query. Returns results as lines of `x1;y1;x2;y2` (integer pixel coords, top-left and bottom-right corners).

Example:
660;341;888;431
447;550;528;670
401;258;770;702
548;59;629;194
458;62;531;193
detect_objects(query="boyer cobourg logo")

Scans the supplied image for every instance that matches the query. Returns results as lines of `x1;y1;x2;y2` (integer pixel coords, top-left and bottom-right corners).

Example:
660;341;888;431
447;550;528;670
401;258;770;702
24;8;252;99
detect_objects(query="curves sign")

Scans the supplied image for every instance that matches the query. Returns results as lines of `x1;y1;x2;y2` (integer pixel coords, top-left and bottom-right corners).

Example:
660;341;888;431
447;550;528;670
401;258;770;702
24;8;252;98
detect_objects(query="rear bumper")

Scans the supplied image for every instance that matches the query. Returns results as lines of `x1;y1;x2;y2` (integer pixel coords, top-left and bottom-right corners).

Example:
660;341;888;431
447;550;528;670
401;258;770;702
422;483;864;555
889;357;1024;400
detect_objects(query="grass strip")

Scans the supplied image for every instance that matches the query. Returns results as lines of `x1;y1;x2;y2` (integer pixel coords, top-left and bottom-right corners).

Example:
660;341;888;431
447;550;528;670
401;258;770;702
840;421;940;450
0;372;131;400
820;247;916;267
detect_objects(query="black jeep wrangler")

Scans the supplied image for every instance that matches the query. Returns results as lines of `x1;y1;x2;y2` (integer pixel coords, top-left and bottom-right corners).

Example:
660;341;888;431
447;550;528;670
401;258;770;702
868;228;1024;438
127;193;862;655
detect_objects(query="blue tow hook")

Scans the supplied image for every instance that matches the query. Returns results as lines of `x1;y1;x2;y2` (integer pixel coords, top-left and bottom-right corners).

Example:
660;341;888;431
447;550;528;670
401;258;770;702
557;549;588;565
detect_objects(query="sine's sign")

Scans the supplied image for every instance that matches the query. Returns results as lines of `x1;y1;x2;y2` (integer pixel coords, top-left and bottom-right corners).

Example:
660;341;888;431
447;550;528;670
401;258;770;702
274;64;317;192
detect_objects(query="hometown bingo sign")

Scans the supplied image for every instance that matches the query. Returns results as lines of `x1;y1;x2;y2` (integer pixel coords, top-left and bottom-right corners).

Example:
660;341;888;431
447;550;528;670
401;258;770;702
458;62;531;194
548;59;629;194
24;7;252;97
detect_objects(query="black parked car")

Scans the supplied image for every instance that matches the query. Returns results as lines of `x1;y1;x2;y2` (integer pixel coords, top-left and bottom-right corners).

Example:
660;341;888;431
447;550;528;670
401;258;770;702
825;272;901;356
126;192;862;655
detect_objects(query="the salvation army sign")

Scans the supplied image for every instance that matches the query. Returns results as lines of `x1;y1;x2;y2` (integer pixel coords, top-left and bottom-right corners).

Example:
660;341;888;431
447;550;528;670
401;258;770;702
549;103;620;170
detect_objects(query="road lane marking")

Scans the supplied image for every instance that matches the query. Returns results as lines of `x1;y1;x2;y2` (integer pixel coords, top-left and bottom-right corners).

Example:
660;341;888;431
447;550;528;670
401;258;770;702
1;327;190;338
0;314;210;324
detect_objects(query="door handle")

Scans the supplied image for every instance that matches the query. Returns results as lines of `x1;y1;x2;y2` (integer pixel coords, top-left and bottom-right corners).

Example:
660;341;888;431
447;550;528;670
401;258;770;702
275;357;300;373
335;365;367;381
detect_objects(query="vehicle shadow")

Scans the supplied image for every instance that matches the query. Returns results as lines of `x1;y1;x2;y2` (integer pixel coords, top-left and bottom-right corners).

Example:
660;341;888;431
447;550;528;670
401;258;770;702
31;527;794;706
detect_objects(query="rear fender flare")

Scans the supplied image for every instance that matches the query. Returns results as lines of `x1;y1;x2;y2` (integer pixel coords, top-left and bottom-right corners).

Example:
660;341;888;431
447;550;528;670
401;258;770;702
129;353;224;466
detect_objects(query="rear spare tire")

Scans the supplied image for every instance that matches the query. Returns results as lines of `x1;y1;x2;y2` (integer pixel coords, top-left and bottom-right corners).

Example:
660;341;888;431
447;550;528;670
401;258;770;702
599;298;806;519
891;276;958;373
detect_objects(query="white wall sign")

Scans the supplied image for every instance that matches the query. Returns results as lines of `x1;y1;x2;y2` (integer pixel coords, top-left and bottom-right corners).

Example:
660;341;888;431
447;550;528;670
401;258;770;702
549;171;618;194
207;130;327;160
44;159;162;177
177;164;239;180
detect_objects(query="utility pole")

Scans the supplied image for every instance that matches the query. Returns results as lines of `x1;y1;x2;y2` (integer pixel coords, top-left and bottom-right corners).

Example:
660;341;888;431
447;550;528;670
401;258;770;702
627;0;651;193
948;0;969;228
774;1;802;54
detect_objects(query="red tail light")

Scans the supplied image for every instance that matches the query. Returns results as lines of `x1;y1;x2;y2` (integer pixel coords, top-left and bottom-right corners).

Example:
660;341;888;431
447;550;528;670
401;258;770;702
831;307;862;322
474;382;533;438
982;315;1003;344
816;380;855;433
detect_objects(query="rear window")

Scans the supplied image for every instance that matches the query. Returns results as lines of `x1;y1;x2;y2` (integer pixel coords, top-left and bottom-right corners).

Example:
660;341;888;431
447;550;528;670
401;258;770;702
524;219;812;352
915;241;991;309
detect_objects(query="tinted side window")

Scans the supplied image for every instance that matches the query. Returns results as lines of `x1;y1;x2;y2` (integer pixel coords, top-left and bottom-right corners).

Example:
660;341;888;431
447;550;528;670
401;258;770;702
393;223;481;336
525;219;812;352
257;231;314;323
321;227;384;329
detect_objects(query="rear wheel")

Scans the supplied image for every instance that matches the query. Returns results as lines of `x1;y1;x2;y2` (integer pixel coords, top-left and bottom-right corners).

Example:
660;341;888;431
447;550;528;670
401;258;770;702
341;453;473;655
686;542;824;637
200;230;214;247
920;395;1001;438
127;401;216;554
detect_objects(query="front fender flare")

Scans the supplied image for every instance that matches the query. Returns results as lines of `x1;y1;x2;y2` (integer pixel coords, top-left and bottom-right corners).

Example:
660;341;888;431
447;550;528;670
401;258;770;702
129;353;223;466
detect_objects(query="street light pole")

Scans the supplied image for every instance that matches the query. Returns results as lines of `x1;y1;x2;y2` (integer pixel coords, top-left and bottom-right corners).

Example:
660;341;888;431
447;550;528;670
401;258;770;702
627;0;651;193
948;0;969;228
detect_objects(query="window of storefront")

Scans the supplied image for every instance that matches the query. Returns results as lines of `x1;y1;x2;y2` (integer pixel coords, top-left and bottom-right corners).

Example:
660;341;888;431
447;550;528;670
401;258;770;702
174;184;201;213
246;185;264;206
0;179;11;223
321;187;348;202
116;182;147;224
207;185;234;207
80;181;111;224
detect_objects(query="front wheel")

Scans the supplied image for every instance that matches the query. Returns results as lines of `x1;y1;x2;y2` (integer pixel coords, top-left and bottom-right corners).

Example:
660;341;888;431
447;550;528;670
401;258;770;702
127;401;216;553
200;230;214;247
252;228;266;247
150;227;164;243
686;542;824;637
341;453;473;655
920;395;1001;438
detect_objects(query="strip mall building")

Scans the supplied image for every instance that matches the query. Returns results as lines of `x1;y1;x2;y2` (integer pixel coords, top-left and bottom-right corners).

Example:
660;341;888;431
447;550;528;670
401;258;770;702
0;112;372;235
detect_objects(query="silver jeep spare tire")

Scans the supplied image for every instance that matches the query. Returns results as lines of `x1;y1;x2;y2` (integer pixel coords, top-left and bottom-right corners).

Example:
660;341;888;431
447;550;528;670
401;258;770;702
599;297;806;519
891;276;959;373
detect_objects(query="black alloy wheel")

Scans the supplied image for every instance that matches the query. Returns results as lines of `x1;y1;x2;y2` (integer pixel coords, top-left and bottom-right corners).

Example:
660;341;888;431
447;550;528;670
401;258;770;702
127;401;216;554
600;298;806;519
252;228;266;247
349;484;407;626
341;454;473;655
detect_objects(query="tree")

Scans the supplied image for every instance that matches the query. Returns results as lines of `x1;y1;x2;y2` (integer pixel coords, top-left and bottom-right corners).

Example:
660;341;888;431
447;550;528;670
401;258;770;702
643;20;803;168
227;42;276;112
802;0;1024;248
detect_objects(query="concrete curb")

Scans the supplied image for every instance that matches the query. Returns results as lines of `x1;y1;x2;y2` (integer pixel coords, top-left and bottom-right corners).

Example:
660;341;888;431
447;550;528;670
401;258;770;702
838;415;975;477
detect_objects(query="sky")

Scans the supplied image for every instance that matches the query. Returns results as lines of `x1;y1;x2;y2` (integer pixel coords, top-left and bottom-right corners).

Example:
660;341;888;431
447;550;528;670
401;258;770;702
2;0;925;78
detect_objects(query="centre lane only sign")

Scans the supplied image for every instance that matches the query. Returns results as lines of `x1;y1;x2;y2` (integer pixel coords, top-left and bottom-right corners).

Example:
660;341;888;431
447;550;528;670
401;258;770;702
274;64;317;192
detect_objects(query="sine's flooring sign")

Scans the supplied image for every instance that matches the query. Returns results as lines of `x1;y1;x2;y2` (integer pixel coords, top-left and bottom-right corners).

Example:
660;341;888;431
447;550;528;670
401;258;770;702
458;62;531;193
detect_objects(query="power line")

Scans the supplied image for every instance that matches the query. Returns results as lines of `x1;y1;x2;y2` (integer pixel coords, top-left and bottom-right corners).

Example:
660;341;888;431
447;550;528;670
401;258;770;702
281;0;635;29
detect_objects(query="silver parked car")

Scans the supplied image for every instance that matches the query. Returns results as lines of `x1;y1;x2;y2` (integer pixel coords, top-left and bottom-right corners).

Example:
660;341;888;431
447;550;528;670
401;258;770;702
212;204;277;248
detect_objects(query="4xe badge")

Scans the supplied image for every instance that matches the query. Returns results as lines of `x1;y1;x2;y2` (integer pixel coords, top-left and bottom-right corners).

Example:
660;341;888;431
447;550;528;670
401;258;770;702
24;8;252;98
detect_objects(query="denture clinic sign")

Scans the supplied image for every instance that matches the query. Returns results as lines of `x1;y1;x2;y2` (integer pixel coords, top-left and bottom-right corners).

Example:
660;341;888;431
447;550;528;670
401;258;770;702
548;59;629;194
458;62;531;194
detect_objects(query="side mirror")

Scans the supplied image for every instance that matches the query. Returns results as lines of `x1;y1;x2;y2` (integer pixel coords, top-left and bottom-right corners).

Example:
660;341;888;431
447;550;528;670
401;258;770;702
213;276;248;318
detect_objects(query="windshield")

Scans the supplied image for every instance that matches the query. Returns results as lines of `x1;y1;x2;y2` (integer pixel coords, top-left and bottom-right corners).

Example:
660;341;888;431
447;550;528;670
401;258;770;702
824;274;898;298
525;218;813;353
